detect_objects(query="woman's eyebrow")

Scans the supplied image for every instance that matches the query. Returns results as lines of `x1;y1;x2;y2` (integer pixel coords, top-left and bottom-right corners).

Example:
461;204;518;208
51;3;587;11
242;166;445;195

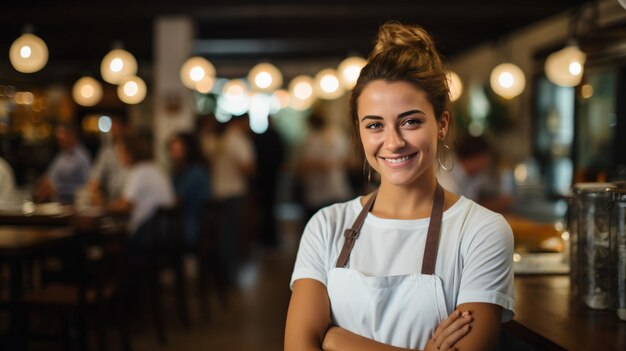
361;115;383;121
398;109;425;118
361;109;425;122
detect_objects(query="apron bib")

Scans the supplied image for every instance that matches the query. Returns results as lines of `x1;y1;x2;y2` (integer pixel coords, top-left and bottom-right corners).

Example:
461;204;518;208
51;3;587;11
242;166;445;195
327;183;449;349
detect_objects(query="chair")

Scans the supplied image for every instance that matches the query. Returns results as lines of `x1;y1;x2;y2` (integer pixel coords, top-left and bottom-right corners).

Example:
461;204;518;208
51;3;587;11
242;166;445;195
18;228;131;351
126;205;189;345
194;199;227;319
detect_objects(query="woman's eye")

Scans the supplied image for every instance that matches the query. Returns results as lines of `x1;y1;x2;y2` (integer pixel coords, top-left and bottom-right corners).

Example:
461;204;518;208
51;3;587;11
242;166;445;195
365;122;383;129
402;119;423;127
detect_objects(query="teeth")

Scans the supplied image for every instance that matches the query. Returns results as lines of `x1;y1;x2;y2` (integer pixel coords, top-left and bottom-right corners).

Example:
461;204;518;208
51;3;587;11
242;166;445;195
385;155;411;164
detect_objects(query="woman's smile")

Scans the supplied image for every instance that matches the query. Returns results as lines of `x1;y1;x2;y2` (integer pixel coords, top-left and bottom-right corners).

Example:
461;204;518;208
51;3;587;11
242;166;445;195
379;152;418;168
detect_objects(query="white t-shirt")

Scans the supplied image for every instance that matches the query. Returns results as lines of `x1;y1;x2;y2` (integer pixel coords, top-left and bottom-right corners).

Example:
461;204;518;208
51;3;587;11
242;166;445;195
290;195;515;322
211;127;255;199
122;162;175;234
0;157;16;203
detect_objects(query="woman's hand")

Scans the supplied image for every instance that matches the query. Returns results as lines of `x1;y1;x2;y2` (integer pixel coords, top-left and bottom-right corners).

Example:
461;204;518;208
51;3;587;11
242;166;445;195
424;310;473;351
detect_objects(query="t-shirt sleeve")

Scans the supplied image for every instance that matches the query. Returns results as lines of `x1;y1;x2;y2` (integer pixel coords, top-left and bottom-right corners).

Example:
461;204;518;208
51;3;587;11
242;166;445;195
122;169;140;204
457;212;515;322
290;210;329;290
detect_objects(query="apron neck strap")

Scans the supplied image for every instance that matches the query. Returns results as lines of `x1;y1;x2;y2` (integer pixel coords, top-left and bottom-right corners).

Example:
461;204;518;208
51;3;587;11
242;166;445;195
335;189;377;268
421;183;444;275
335;183;446;275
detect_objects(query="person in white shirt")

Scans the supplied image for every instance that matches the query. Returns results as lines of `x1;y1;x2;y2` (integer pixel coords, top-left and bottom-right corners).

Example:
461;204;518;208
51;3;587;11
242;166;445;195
209;115;256;284
88;115;129;203
108;129;174;247
0;156;16;203
299;113;352;220
285;22;514;351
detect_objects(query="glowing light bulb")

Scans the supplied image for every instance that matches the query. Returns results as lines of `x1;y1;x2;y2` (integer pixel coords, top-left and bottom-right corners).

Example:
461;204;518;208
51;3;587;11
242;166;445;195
101;49;137;84
490;63;525;99
314;69;344;100
337;56;367;89
180;57;216;90
20;46;32;58
72;76;103;107
248;63;282;92
569;61;582;75
117;76;146;104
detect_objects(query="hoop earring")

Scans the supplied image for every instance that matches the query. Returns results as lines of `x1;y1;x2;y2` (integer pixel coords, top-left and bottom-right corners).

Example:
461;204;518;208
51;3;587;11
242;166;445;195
437;139;455;172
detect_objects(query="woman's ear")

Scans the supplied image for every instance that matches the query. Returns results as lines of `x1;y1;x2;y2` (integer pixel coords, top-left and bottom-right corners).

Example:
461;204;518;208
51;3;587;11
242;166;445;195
438;111;450;140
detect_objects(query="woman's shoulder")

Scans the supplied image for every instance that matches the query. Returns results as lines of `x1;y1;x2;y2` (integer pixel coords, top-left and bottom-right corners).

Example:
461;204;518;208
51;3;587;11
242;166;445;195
451;198;513;246
305;197;362;235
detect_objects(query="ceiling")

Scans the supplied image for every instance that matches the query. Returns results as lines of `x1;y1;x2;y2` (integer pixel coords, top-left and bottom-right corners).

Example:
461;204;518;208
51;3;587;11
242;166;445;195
0;0;587;84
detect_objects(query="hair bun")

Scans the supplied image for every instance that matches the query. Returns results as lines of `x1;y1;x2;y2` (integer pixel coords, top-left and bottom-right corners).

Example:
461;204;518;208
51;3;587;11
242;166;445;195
371;22;438;59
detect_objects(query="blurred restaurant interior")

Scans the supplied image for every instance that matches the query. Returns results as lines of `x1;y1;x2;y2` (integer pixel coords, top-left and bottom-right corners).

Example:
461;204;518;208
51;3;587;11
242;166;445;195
1;0;626;350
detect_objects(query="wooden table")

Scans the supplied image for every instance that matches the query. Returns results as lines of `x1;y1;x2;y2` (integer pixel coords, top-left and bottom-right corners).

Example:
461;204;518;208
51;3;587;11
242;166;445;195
503;275;626;350
0;208;73;226
0;226;77;348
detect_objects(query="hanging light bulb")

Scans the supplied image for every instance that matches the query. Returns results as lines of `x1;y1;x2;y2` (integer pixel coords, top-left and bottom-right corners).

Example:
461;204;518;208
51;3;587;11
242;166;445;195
9;33;48;73
180;56;216;90
544;44;586;87
288;75;315;111
490;63;526;99
337;56;367;90
117;76;147;104
446;71;463;102
101;48;137;84
248;63;283;92
314;68;345;100
72;76;103;107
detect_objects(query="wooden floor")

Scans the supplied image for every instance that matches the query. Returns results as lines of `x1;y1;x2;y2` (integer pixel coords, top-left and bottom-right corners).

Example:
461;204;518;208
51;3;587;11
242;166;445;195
130;220;301;351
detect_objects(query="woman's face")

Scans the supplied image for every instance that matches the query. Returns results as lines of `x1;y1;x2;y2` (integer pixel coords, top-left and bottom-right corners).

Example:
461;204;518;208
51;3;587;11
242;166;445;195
357;80;448;187
117;142;132;166
169;138;186;168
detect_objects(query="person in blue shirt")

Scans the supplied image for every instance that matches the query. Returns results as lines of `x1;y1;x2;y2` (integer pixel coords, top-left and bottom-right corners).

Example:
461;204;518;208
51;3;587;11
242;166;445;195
34;123;91;204
168;132;211;248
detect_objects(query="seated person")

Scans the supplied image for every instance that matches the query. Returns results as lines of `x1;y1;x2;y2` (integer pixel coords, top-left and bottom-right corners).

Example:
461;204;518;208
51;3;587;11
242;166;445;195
0;156;16;204
88;115;129;203
437;135;513;213
34;123;91;204
168;132;210;248
108;129;174;247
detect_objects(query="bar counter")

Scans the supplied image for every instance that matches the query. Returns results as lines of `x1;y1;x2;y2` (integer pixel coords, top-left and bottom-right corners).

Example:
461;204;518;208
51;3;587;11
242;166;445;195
503;275;626;350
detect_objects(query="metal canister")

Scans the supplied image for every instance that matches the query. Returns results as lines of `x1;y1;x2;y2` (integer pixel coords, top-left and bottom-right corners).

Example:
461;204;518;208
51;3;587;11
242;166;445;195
575;183;615;309
608;187;626;320
566;189;579;297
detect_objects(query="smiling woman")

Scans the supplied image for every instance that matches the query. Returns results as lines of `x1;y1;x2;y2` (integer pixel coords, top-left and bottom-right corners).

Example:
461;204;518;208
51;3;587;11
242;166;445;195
285;21;515;351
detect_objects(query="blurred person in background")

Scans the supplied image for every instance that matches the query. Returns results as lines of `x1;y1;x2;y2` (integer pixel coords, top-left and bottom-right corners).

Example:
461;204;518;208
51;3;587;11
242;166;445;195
88;115;129;204
34;123;91;204
168;132;211;248
0;155;16;203
209;114;256;285
108;129;174;247
298;112;352;220
437;135;513;213
252;118;285;249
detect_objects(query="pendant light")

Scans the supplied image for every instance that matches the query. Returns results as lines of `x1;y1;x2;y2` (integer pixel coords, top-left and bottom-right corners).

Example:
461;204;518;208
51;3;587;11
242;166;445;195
314;68;344;100
72;76;103;107
288;75;315;111
117;76;147;104
9;26;48;73
248;63;283;93
490;63;526;99
101;46;137;85
446;71;463;102
337;56;367;90
544;6;588;88
180;56;216;90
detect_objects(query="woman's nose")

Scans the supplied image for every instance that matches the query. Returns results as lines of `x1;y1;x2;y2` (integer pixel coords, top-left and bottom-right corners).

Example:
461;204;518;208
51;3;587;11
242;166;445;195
385;127;406;151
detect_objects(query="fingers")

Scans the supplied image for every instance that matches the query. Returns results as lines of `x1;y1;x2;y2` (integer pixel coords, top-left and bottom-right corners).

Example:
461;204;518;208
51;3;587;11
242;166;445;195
439;324;471;350
432;311;473;350
432;310;461;339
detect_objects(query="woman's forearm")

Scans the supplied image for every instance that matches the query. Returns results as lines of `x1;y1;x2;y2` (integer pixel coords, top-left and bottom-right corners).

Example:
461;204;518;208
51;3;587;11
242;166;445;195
322;327;417;351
